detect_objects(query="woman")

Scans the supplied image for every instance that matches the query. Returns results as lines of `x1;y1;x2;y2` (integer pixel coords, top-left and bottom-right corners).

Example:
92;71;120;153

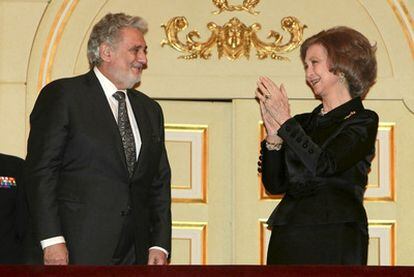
256;26;378;265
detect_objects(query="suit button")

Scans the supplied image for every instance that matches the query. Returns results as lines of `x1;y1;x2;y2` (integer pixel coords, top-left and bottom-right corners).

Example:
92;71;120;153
308;148;314;154
302;142;308;148
120;206;131;216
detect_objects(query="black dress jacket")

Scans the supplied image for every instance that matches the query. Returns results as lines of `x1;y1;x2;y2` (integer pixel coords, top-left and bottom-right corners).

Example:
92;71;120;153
24;71;171;264
261;97;378;226
0;153;26;264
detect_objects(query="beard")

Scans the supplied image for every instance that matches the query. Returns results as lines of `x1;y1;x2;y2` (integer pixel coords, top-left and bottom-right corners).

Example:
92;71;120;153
113;70;142;89
125;74;141;89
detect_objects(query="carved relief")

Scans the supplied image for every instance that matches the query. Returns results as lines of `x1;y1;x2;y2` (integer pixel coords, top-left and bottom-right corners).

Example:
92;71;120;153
161;16;306;61
212;0;261;15
161;0;306;61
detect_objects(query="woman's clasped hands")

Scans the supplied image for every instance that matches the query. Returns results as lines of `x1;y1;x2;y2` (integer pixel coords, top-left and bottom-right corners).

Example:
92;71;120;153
255;76;291;141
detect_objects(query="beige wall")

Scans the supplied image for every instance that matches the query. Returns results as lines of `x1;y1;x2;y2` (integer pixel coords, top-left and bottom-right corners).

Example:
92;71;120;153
1;0;413;264
0;0;48;157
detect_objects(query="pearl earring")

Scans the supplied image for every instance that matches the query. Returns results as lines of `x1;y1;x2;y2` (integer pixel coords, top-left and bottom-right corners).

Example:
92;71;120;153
339;72;346;84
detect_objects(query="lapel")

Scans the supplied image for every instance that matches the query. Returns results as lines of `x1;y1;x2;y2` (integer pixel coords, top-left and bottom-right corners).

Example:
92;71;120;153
127;89;152;176
83;71;129;175
127;89;152;178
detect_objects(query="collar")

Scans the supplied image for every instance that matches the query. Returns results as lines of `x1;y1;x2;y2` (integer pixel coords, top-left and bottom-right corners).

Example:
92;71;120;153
308;97;364;128
93;67;126;98
312;97;364;120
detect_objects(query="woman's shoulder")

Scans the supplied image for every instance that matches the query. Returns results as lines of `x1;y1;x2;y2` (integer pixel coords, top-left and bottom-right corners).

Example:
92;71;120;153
351;108;379;123
361;108;378;119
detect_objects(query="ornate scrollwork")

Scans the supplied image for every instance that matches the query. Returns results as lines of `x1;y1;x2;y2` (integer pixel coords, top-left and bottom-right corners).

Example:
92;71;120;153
212;0;261;15
161;16;306;61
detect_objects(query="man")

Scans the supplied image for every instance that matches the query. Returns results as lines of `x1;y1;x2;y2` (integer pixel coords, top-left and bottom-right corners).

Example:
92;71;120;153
0;153;26;264
25;13;171;265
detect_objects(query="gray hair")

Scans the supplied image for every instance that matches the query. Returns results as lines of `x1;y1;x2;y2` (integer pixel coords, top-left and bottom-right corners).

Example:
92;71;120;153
87;13;148;68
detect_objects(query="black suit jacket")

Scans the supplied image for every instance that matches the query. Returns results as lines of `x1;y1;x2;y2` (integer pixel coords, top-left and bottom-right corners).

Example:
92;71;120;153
0;153;26;264
261;97;378;227
24;70;171;264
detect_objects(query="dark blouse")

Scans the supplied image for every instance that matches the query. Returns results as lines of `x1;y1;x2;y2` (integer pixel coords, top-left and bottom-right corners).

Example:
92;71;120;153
261;97;378;226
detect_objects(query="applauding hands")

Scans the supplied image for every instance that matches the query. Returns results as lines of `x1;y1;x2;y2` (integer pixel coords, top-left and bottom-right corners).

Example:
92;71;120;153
255;76;291;144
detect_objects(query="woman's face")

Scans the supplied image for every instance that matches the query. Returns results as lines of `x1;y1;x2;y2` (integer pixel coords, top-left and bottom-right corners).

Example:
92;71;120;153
303;44;341;98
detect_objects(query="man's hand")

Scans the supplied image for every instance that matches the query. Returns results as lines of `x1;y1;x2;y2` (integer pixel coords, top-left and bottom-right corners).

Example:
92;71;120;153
148;248;168;265
43;243;69;265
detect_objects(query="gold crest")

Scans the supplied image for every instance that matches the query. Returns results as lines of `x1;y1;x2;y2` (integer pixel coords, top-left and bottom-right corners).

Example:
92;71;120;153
161;16;306;61
212;0;261;15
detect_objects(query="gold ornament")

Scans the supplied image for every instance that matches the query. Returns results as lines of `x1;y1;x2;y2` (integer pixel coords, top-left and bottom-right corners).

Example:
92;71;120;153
212;0;261;15
161;16;306;61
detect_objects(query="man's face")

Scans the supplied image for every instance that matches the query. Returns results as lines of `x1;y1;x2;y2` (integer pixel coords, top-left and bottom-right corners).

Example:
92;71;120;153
104;27;148;89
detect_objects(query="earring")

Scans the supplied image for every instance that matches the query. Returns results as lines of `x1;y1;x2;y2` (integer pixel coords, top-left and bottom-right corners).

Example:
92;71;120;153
338;72;346;84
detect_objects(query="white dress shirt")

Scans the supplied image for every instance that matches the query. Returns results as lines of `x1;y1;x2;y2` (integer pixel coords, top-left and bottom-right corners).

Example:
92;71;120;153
93;67;142;158
40;67;167;257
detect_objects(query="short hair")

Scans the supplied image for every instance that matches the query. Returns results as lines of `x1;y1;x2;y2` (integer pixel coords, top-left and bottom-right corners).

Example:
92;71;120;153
300;26;377;98
87;13;148;68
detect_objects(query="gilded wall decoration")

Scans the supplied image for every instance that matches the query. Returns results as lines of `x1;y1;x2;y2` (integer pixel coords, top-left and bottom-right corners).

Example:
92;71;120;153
212;0;261;15
161;0;306;61
161;16;306;61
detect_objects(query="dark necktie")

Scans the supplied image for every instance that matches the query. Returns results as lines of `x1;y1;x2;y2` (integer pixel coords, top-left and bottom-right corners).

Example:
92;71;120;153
113;91;136;177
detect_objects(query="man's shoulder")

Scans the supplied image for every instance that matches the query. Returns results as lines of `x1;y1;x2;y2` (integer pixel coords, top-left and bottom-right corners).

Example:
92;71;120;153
128;89;160;109
41;71;93;92
0;153;24;175
0;153;24;165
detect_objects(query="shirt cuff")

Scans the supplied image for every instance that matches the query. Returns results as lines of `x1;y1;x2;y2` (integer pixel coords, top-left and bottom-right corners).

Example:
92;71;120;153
149;246;169;257
40;236;66;249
